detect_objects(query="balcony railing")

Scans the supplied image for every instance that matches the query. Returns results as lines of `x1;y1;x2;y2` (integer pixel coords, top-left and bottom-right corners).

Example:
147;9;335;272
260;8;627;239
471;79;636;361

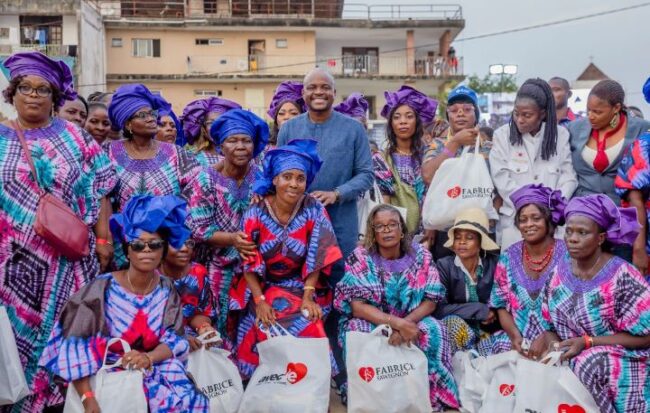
98;1;462;21
0;44;77;57
185;54;462;77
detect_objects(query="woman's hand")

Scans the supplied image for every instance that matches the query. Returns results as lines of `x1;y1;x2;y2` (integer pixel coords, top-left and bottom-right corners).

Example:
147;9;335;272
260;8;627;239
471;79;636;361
95;243;114;272
481;309;497;325
451;127;479;147
388;329;404;347
83;396;101;413
300;296;323;322
255;300;276;327
394;318;421;347
122;350;152;370
509;333;525;355
188;336;202;352
559;337;586;362
528;333;554;360
231;231;257;259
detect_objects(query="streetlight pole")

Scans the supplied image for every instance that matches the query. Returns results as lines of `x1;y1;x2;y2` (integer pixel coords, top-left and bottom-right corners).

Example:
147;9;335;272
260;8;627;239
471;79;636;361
489;64;518;93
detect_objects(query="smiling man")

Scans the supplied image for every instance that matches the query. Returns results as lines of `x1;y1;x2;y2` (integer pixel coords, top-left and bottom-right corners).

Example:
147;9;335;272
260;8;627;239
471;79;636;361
277;67;373;391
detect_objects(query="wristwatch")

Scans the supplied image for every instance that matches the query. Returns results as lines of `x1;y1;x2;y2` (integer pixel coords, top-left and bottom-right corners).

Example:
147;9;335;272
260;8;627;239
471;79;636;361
253;294;266;305
334;189;341;202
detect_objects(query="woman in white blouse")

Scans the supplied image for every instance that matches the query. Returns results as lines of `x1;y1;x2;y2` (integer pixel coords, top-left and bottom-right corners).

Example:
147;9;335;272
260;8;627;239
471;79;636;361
490;78;577;249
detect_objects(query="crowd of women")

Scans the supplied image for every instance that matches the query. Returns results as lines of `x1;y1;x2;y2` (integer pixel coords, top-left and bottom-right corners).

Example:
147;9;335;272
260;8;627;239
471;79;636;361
0;50;649;413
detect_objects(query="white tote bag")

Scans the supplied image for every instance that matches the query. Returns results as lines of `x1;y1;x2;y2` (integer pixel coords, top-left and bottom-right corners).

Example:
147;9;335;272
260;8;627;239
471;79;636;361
357;181;407;239
187;332;244;413
422;138;497;230
346;325;432;413
238;325;331;413
451;350;487;413
0;306;30;405
513;352;599;413
64;338;147;413
477;350;520;413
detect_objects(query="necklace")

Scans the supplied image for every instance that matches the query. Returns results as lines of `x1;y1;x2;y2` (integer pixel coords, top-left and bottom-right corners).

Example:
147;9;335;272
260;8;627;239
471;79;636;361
523;242;555;273
16;117;51;130
128;139;157;158
395;148;412;156
126;270;155;296
571;254;602;280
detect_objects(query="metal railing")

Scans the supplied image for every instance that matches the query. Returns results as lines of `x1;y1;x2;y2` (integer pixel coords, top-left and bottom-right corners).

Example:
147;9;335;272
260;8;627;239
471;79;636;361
0;44;77;57
185;54;462;77
98;1;463;21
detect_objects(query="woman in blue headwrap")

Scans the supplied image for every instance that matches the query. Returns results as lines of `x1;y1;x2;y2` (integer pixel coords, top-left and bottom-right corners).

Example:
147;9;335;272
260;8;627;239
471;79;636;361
180;96;242;166
183;109;268;349
40;195;209;413
155;95;184;146
230;139;343;378
107;83;200;268
0;51;116;413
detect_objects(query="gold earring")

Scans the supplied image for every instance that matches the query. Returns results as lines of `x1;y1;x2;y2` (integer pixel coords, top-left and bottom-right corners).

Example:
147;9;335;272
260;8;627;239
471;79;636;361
609;113;619;129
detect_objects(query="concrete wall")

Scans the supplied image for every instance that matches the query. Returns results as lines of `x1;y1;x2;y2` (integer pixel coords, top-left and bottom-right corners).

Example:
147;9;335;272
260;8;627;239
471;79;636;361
0;0;78;14
0;15;20;46
105;28;316;76
62;14;78;45
78;1;106;97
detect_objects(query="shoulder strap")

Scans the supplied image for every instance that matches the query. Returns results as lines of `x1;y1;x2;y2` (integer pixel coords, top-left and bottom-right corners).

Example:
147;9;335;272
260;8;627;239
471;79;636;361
10;120;41;191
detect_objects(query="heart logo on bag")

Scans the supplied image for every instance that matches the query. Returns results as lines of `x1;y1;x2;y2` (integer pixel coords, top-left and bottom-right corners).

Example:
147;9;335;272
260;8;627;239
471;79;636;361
285;363;308;384
499;384;515;397
447;186;462;199
557;404;586;413
358;367;375;383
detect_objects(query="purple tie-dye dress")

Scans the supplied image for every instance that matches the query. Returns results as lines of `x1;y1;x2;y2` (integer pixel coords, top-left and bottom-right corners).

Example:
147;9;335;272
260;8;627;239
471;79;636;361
335;244;460;411
544;255;650;413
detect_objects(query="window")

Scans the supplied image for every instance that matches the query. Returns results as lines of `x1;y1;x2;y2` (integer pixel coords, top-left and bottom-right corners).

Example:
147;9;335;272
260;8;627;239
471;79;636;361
0;28;9;39
195;38;223;46
275;38;288;49
132;39;160;57
111;38;122;47
194;90;222;97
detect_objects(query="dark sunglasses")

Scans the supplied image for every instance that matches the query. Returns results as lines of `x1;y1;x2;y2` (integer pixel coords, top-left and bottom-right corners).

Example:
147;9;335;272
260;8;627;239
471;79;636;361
129;239;166;252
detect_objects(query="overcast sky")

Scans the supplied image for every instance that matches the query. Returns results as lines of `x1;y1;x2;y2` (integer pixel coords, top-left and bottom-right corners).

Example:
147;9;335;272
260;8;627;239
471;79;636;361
366;0;650;112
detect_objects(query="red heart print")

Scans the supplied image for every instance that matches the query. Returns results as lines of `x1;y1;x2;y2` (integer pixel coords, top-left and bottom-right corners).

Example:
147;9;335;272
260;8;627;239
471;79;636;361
447;186;461;199
558;404;586;413
358;367;375;383
285;362;308;384
499;384;515;396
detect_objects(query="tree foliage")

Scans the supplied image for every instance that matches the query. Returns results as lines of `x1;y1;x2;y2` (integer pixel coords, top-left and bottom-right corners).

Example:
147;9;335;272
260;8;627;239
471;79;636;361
466;74;518;94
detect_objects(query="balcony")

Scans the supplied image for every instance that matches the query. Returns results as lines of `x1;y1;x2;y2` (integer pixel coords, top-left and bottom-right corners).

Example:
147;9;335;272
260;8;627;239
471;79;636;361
0;44;77;57
185;54;462;78
98;1;463;21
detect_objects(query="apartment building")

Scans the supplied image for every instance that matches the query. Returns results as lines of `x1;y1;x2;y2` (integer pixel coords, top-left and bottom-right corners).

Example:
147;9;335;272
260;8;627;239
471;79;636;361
0;0;106;115
101;0;465;119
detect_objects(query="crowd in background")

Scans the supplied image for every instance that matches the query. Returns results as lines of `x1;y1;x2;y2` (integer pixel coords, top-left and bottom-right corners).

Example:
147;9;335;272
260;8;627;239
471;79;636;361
1;50;649;413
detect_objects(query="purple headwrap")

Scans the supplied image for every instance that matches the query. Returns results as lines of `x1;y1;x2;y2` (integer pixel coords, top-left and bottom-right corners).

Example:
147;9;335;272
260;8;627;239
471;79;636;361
109;195;191;249
510;184;567;225
334;93;369;120
267;81;305;119
253;139;322;196
209;109;269;157
180;97;242;144
564;194;641;245
380;85;438;124
108;84;170;131
3;51;76;105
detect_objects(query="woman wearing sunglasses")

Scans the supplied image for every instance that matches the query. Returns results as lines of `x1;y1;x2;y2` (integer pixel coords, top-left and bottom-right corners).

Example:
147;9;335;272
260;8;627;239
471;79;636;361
160;232;219;352
40;195;209;412
107;84;200;269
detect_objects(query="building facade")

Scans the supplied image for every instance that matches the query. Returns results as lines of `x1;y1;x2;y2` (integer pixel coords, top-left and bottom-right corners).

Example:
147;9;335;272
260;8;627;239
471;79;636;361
0;0;106;117
101;0;465;120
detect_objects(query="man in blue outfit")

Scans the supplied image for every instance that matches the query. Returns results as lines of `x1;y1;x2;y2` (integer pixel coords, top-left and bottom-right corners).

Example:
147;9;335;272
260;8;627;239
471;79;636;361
277;67;373;394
